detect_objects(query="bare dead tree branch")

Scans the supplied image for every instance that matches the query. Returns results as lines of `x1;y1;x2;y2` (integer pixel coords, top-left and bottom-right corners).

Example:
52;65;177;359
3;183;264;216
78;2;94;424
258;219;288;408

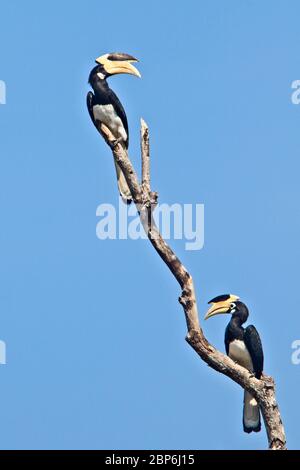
140;118;151;196
98;121;287;450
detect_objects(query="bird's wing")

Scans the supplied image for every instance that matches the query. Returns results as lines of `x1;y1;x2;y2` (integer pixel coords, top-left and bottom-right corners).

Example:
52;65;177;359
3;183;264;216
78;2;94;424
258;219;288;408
244;325;264;378
87;90;129;148
224;323;231;355
87;91;98;128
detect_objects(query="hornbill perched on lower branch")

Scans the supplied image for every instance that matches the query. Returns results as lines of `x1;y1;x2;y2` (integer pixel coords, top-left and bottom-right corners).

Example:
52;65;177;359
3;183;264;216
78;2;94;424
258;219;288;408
205;294;264;433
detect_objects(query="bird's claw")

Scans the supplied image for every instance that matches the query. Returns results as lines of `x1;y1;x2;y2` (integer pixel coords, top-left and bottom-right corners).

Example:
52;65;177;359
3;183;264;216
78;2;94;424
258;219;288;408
109;137;122;149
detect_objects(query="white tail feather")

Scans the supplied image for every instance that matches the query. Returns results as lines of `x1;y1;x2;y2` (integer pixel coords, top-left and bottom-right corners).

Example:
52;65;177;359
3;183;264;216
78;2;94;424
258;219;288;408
243;390;261;433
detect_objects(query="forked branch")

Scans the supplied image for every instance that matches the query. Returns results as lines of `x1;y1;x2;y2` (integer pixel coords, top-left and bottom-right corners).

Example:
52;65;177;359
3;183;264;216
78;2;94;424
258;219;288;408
98;121;286;450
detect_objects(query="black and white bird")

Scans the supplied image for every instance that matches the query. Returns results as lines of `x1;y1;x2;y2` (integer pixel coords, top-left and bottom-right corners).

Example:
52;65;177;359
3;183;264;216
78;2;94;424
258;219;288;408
205;294;264;433
87;52;141;203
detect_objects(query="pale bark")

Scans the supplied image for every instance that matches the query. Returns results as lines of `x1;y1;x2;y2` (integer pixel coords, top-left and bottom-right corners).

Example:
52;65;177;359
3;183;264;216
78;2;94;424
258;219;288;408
97;121;287;450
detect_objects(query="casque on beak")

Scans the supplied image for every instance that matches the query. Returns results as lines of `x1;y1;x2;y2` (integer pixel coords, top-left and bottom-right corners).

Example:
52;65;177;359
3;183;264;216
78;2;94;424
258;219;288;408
204;294;239;320
95;52;141;78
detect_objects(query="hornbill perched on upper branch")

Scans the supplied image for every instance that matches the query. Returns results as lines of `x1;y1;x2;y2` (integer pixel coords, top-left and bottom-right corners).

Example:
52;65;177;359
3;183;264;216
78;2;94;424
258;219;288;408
205;294;264;433
87;52;141;203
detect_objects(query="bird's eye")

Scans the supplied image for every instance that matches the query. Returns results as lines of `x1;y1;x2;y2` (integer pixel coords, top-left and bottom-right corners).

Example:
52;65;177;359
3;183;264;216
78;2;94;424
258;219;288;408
230;303;236;309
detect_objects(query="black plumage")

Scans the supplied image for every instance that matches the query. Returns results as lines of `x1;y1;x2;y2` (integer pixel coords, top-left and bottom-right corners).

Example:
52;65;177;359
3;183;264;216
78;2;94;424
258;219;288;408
224;301;263;379
244;325;264;379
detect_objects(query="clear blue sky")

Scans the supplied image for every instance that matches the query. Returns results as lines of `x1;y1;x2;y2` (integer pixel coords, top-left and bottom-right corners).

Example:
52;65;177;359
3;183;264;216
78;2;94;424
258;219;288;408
0;0;299;450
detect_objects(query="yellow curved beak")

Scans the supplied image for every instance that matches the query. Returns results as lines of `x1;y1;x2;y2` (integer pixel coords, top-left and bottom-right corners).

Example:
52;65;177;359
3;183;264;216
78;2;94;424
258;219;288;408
204;295;239;320
95;53;141;78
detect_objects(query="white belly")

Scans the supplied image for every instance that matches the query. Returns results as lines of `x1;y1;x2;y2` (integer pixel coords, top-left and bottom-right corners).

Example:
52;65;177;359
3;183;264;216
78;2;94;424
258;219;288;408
229;340;253;372
93;104;127;141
